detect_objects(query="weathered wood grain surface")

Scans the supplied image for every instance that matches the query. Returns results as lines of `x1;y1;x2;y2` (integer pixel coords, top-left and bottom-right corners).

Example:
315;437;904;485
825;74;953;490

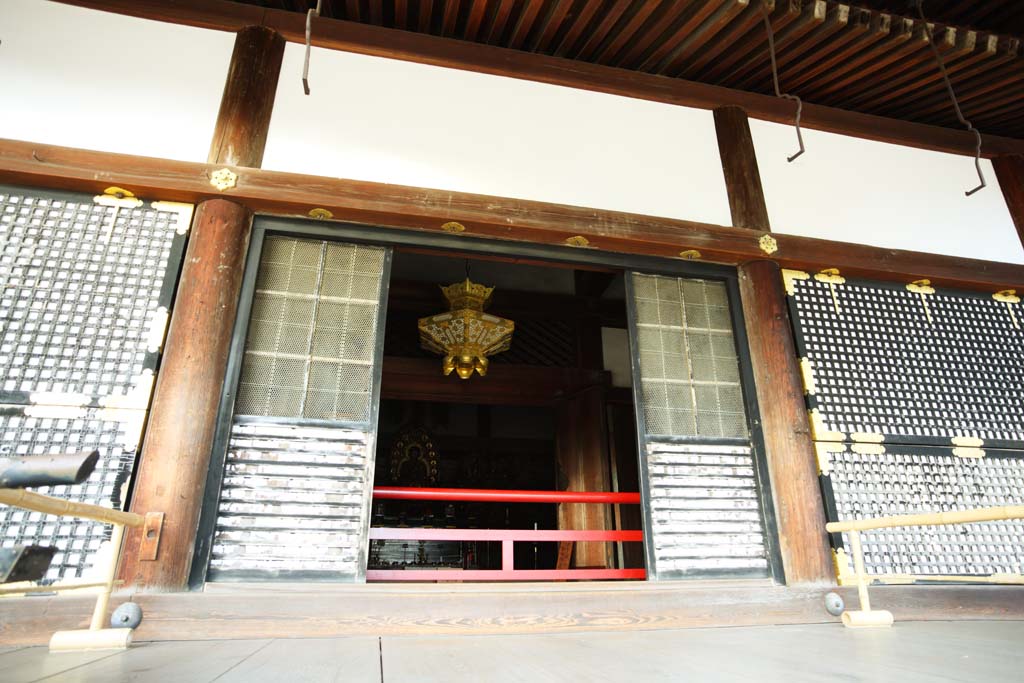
739;261;833;584
3;582;1024;646
2;139;1021;292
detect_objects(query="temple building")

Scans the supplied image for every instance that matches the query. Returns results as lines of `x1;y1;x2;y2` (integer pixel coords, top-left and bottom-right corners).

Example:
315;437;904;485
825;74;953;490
1;0;1023;656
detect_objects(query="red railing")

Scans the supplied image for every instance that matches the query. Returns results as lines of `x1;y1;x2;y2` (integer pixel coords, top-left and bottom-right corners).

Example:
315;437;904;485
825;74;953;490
366;486;646;582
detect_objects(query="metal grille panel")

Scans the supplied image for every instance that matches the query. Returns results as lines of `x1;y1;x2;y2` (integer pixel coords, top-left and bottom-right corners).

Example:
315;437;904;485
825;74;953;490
209;420;370;579
0;186;188;580
632;274;746;439
236;236;386;423
647;442;769;576
788;275;1024;447
823;445;1024;577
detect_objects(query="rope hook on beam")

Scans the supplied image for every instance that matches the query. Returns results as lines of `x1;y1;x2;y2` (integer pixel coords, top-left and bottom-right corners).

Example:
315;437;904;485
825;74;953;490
913;1;985;196
303;0;323;95
761;1;804;163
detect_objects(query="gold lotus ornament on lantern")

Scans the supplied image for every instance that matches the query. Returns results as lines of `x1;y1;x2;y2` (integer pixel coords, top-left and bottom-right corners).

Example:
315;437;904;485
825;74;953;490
418;278;514;379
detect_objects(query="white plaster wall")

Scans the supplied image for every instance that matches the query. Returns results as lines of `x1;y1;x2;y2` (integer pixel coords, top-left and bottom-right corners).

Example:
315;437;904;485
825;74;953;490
0;0;233;162
751;120;1023;264
262;44;733;227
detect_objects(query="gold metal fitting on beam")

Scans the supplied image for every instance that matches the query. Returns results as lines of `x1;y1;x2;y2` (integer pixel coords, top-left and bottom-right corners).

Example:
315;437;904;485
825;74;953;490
994;290;1020;329
308;208;333;220
94;187;142;209
907;279;936;324
815;268;845;314
210;168;238;191
678;249;702;260
758;234;778;255
441;221;466;234
781;269;810;296
565;235;590;247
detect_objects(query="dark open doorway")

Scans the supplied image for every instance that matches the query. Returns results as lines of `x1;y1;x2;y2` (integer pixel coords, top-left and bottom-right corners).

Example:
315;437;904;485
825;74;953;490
367;248;645;580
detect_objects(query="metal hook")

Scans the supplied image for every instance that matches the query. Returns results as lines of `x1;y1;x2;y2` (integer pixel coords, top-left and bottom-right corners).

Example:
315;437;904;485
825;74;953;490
303;0;323;96
761;2;804;163
912;1;985;196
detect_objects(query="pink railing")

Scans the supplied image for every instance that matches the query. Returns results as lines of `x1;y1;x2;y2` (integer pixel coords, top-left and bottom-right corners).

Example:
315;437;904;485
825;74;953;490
366;486;646;582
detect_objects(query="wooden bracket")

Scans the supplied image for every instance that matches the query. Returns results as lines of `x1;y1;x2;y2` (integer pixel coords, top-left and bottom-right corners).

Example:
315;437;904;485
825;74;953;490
139;512;165;561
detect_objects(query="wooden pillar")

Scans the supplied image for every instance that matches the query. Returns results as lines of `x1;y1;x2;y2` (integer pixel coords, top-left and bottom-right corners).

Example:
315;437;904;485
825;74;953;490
715;106;833;584
119;26;283;591
556;387;612;569
738;262;833;584
992;155;1024;250
119;200;252;590
208;26;286;168
714;105;771;231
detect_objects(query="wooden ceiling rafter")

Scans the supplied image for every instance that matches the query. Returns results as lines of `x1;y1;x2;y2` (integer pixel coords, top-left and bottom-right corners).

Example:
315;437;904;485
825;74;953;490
47;0;1024;152
733;1;851;90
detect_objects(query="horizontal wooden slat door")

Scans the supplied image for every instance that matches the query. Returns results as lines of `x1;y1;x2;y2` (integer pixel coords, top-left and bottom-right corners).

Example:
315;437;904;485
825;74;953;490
205;233;391;582
626;272;775;580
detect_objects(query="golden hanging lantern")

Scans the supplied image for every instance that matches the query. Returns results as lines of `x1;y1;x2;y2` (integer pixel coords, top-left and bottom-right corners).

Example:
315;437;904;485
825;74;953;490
418;278;514;379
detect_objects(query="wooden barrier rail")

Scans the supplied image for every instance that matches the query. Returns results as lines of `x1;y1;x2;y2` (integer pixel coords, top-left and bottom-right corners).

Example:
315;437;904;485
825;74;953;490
825;505;1024;628
367;487;645;582
0;487;147;650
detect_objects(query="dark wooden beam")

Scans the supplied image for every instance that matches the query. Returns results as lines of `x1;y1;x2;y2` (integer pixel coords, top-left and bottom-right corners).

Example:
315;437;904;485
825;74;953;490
2;138;1022;292
119;199;253;591
573;270;617;298
388;279;625;325
380;357;609;406
713;106;771;231
208;26;285;166
992;155;1024;251
738;260;833;585
54;0;1024;158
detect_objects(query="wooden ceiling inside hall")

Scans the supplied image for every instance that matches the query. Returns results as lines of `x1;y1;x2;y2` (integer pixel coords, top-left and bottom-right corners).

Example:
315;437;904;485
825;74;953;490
230;0;1024;140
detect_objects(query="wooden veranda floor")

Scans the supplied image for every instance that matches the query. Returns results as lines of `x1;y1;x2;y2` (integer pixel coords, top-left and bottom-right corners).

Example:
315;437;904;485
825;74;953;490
3;621;1024;682
2;581;1024;646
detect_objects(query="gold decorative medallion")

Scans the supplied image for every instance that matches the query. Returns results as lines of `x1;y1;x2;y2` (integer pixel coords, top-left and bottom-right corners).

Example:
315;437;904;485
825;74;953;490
441;221;466;234
565;235;590;247
418;278;515;379
308;208;334;220
210;168;238;191
758;234;778;255
678;249;702;260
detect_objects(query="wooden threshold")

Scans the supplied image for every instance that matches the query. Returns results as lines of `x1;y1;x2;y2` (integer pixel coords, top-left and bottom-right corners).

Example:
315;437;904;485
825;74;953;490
3;583;1024;645
1;138;1021;292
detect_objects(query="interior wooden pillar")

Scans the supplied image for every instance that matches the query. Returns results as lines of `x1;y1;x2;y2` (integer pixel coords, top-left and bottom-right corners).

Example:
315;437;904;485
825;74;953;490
556;386;613;569
716;106;833;584
992;155;1024;250
119;25;283;591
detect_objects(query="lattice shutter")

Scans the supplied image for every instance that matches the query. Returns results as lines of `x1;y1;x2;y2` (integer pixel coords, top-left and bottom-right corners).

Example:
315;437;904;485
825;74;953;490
628;273;772;579
0;185;189;581
786;269;1024;580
